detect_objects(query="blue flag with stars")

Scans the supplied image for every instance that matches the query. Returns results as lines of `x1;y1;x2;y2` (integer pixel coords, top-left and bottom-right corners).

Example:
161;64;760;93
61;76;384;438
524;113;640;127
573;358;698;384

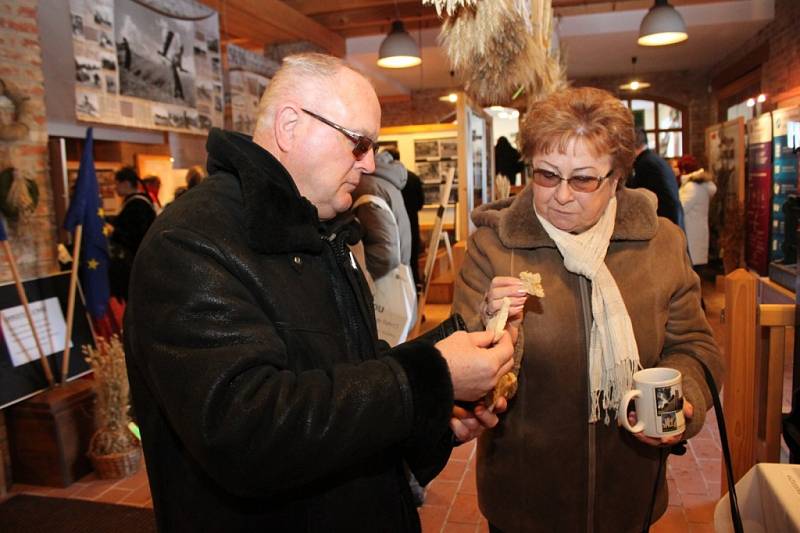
64;128;110;319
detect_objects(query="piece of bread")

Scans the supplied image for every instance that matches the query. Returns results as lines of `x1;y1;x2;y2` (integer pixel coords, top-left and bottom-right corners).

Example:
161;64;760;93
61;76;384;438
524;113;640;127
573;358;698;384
485;296;511;343
519;271;544;298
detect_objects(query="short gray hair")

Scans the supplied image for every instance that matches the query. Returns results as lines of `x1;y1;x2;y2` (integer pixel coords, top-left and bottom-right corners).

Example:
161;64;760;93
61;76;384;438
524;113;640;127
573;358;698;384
255;53;357;134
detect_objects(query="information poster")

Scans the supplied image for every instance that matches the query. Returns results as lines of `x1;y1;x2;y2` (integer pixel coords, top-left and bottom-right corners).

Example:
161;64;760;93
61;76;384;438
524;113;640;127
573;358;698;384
771;107;800;261
226;45;279;135
69;0;223;134
745;113;773;275
706;118;745;271
0;273;94;409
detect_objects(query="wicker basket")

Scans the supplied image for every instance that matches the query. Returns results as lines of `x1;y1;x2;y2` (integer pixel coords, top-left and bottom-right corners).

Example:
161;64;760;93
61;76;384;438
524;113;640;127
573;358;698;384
88;445;142;479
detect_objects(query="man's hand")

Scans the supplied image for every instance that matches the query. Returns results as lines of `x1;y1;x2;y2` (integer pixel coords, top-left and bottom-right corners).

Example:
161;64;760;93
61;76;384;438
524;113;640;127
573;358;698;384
436;330;514;401
627;400;694;447
450;397;508;443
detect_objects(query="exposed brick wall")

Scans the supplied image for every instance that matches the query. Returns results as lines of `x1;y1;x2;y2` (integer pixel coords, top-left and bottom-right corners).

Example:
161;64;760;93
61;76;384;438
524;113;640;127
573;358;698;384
0;0;57;487
0;0;58;282
381;88;458;127
572;70;712;166
710;0;800;118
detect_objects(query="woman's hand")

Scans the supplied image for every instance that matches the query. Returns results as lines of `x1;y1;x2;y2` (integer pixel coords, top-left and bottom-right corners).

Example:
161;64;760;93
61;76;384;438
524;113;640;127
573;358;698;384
480;276;529;331
450;397;508;443
627;400;694;447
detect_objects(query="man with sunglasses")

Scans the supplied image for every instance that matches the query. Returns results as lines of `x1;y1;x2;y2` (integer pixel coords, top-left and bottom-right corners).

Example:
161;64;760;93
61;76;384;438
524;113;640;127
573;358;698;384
124;52;514;532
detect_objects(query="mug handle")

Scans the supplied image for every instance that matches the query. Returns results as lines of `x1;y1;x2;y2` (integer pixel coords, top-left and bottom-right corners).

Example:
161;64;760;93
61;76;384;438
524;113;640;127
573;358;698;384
618;389;645;433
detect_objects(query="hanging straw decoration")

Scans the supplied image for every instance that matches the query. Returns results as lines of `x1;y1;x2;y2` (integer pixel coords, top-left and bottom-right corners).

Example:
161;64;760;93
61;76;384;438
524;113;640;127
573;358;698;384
422;0;480;17
6;169;36;221
438;0;566;106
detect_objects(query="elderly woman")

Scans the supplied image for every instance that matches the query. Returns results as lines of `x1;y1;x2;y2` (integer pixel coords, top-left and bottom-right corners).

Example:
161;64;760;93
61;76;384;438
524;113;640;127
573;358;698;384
452;87;722;533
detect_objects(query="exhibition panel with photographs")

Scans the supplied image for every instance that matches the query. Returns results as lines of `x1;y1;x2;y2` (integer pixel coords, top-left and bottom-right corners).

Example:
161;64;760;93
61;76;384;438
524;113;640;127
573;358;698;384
69;0;224;134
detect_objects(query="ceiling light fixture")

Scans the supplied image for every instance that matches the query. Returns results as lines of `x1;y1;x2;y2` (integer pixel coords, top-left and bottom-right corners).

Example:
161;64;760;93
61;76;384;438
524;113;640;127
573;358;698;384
619;56;651;91
377;20;421;68
438;92;458;103
638;0;688;47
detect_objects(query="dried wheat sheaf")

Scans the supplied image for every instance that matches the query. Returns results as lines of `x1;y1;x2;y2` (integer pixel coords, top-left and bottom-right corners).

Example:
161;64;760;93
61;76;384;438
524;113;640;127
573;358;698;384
438;0;566;105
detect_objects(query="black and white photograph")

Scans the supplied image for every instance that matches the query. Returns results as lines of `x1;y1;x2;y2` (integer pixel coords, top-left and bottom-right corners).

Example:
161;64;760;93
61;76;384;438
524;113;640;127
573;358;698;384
211;56;221;80
655;385;682;415
213;95;222;113
101;54;117;71
105;75;117;94
440;160;458;183
661;412;678;432
440;139;458;159
71;14;84;38
416;161;440;184
115;2;197;107
415;140;439;160
195;82;212;102
76;92;100;117
152;106;170;127
75;57;102;89
93;6;113;29
99;31;114;49
207;37;219;53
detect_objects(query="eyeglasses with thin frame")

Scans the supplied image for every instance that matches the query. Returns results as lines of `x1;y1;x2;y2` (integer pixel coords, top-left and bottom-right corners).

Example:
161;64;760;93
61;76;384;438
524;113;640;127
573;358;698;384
531;168;615;193
301;108;377;161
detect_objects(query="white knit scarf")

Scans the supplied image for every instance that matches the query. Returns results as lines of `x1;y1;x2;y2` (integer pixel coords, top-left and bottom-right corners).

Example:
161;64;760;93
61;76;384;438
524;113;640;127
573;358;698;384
534;197;641;423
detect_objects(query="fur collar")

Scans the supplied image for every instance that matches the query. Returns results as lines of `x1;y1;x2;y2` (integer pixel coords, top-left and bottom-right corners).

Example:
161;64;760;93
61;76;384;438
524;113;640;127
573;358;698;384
471;184;659;249
205;128;325;255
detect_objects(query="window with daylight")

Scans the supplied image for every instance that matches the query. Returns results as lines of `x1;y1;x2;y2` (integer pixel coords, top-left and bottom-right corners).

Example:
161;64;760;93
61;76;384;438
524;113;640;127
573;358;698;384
621;98;686;158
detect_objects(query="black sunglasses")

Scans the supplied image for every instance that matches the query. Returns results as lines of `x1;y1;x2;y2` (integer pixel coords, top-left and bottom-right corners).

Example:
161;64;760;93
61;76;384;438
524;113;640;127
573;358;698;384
301;108;376;161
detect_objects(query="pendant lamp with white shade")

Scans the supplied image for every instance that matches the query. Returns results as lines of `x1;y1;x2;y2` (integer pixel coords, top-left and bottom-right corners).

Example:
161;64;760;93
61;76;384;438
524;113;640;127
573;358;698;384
377;20;421;69
638;0;688;47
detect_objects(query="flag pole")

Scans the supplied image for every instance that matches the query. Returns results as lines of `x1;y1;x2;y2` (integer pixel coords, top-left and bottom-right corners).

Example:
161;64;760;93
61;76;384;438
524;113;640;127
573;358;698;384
1;240;55;386
61;224;82;383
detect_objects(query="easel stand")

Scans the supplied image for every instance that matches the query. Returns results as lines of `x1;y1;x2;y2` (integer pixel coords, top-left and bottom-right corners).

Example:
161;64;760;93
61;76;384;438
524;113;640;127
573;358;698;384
6;379;95;487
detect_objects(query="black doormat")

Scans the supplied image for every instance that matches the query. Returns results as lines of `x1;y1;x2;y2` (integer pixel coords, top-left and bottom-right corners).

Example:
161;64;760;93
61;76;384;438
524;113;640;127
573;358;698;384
0;494;156;532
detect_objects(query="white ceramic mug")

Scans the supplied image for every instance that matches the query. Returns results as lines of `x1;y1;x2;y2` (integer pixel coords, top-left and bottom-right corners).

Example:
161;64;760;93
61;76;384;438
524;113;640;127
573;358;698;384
618;367;685;438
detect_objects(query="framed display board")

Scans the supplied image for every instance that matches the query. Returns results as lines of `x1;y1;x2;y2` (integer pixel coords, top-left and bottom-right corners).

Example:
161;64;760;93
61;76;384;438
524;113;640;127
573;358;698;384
706;117;745;272
745;113;773;276
0;272;95;409
67;160;121;216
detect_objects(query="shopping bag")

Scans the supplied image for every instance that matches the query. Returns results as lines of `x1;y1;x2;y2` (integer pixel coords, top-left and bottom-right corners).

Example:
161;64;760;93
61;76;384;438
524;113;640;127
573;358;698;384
352;194;417;345
373;262;417;346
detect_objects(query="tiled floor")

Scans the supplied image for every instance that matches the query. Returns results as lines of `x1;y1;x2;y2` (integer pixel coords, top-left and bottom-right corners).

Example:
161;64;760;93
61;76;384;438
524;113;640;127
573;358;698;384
2;277;791;532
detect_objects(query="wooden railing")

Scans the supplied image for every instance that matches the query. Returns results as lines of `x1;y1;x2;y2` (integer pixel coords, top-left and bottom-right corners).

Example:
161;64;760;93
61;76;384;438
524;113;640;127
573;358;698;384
723;269;795;488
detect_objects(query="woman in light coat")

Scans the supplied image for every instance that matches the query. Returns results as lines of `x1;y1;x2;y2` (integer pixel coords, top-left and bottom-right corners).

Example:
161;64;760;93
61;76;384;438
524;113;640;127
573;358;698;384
678;156;717;266
452;87;722;533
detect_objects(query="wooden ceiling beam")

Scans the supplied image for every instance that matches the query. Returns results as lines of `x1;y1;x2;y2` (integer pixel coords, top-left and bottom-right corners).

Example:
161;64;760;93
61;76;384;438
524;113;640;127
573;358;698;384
199;0;346;56
310;3;438;31
285;1;422;17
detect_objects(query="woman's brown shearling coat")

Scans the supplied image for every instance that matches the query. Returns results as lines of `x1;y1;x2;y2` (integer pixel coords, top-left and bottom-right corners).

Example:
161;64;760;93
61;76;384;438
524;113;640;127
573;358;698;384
453;185;722;533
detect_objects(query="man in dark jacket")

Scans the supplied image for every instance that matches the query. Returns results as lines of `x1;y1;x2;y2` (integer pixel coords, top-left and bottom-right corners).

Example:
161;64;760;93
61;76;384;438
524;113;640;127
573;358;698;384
124;53;514;532
628;128;685;230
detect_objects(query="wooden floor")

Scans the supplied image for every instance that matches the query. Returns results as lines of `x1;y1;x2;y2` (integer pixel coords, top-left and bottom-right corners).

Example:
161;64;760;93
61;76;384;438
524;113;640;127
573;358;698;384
3;278;793;532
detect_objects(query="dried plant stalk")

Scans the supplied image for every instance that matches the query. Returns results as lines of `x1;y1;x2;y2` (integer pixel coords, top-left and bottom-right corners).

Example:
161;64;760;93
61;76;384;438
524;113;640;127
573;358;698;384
422;0;480;17
439;0;566;105
84;335;138;455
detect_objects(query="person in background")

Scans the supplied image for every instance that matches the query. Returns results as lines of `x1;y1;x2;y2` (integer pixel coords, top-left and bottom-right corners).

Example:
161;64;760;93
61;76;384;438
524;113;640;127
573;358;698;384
677;154;717;270
124;52;514;532
390;148;425;290
452;87;721;533
142;175;162;210
108;166;156;301
185;164;207;189
494;136;524;186
628;128;685;231
352;150;412;281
